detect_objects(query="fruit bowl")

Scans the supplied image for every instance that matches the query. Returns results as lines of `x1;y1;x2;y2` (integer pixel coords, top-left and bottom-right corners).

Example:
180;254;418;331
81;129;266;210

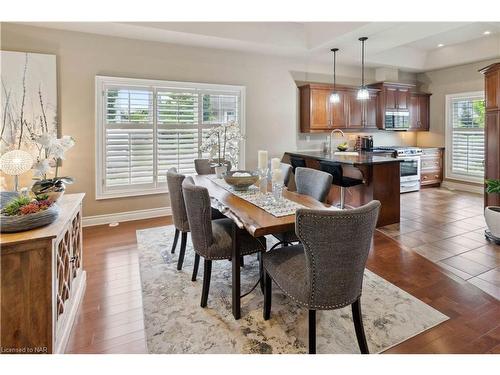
223;170;259;191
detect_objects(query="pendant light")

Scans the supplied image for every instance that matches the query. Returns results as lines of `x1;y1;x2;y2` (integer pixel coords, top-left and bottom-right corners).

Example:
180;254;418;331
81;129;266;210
329;48;340;103
357;37;369;100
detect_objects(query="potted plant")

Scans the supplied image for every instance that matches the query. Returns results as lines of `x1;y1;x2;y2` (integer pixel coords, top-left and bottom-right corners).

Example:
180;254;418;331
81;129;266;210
484;179;500;242
200;121;243;178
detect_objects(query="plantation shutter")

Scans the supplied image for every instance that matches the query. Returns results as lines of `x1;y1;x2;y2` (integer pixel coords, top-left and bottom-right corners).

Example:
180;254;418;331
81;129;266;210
104;86;154;189
450;96;485;179
157;91;199;179
97;77;243;198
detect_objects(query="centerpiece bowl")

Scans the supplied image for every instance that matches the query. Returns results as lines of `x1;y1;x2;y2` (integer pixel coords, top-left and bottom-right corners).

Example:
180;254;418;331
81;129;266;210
223;170;259;191
0;192;59;233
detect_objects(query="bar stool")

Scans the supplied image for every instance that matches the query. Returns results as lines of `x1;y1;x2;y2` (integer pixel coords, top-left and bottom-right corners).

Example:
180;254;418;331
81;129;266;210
290;156;306;173
319;160;363;209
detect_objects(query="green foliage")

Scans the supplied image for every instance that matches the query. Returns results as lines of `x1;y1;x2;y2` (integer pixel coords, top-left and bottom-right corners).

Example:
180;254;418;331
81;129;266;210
2;196;32;216
486;179;500;195
456;99;485;129
473;100;485;128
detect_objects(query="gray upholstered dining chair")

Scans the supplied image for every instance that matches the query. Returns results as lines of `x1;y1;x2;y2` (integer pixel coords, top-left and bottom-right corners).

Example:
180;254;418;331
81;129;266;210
194;158;232;175
166;167;225;273
274;167;333;245
182;176;266;308
166;168;190;271
263;200;381;354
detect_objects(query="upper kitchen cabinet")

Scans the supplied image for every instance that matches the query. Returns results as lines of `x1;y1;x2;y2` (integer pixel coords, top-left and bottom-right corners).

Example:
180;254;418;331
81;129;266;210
299;84;347;132
409;93;431;131
372;82;413;111
299;83;378;132
368;82;431;131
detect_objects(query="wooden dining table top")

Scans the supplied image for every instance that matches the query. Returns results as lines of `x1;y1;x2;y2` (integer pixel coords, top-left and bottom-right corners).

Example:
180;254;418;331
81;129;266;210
192;174;332;238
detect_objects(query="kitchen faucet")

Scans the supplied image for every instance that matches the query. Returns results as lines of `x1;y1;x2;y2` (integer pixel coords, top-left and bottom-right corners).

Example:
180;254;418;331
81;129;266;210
329;128;345;153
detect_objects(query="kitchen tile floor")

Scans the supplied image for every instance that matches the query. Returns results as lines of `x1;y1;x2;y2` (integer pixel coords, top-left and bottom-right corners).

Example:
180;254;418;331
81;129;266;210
379;187;500;300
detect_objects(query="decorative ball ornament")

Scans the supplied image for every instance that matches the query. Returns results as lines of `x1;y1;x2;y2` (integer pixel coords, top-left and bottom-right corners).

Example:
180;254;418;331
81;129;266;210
0;150;34;191
0;150;34;175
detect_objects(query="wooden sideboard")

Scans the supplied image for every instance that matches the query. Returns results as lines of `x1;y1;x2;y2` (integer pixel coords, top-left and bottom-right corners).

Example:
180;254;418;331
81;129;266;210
1;193;86;354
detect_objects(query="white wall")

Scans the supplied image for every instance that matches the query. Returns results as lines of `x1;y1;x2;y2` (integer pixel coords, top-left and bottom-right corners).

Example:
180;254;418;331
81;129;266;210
2;22;417;216
416;58;498;147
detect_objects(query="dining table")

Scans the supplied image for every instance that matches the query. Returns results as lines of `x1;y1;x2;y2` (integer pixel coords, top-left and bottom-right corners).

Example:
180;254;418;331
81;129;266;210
192;174;332;320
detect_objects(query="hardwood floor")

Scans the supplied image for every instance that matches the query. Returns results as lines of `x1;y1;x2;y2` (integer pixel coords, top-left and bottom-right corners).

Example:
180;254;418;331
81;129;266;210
66;189;499;354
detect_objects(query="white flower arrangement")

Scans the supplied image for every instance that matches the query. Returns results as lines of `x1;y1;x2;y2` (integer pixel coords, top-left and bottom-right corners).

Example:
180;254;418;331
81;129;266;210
199;121;243;168
33;133;75;178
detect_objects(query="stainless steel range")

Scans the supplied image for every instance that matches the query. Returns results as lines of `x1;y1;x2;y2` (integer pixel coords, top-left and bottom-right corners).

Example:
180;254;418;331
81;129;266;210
373;146;423;193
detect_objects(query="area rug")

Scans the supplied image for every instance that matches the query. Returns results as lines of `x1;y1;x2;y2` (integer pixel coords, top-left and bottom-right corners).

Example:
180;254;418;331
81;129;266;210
137;225;448;354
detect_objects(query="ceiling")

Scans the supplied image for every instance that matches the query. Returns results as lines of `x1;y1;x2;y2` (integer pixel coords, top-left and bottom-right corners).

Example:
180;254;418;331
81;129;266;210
23;22;500;72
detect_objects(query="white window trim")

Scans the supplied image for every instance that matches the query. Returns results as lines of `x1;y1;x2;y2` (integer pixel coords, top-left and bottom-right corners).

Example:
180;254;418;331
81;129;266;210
444;91;484;184
95;76;246;200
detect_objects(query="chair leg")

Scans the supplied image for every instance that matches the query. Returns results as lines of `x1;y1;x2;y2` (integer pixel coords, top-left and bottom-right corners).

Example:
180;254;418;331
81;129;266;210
340;187;345;209
263;271;272;320
352;298;369;354
200;259;212;308
259;251;264;294
171;228;180;254
192;253;200;281
309;310;316;354
176;232;188;270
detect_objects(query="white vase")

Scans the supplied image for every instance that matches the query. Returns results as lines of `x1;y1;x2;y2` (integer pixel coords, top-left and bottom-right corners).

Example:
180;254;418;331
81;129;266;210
214;164;227;178
484;206;500;237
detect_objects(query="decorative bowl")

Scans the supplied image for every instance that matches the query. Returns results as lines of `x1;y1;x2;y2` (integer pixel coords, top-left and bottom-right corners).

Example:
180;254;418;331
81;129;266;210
0;192;60;233
223;170;259;191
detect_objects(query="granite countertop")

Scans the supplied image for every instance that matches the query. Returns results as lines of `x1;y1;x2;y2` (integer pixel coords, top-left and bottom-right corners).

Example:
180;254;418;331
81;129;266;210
285;151;402;166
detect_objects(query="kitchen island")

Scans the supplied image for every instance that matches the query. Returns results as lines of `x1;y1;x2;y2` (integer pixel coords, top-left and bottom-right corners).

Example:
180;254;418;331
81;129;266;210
283;151;401;227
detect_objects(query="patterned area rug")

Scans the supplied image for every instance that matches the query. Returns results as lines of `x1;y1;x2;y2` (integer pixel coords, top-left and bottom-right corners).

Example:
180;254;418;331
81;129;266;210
137;225;448;354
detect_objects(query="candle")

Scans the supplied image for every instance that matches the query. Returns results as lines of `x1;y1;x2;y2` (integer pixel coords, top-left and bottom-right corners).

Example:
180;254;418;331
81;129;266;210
271;157;280;171
258;150;268;170
272;169;283;183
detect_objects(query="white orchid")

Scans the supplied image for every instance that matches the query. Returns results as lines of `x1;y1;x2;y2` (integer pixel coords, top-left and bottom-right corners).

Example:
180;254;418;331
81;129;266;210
200;121;243;168
58;135;75;151
33;158;51;178
35;132;57;148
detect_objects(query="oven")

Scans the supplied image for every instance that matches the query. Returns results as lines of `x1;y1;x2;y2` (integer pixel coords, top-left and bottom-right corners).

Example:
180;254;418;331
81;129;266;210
398;155;421;193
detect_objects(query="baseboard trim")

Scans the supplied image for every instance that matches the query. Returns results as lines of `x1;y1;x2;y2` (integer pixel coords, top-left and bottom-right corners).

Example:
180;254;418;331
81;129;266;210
83;206;171;227
442;180;484;195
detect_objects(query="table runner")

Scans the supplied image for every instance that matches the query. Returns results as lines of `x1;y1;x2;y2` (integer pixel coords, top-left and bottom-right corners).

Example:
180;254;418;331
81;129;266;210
208;176;305;217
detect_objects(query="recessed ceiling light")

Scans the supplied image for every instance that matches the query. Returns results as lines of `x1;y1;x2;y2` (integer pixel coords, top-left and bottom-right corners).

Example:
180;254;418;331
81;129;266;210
484;31;491;35
437;44;444;47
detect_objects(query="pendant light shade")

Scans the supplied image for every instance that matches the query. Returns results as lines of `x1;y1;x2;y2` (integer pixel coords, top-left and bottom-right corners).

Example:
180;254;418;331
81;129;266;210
330;92;340;103
329;48;340;104
357;37;369;101
356;87;369;100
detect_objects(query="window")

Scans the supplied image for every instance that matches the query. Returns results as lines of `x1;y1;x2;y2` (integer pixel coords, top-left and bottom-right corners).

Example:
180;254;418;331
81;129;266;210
96;76;245;199
445;92;485;183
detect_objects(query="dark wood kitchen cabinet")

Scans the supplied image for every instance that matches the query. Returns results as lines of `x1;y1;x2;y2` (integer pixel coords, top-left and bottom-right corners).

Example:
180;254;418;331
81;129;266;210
299;83;378;132
307;86;331;130
385;85;410;110
369;82;416;129
409;93;431;131
480;63;500;207
371;82;413;111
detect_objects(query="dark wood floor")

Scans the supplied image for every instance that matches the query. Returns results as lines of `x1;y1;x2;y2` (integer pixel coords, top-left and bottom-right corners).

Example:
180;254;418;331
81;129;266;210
66;194;500;354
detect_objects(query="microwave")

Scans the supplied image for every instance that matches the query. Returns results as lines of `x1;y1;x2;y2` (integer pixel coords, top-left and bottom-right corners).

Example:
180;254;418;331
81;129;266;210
385;111;410;130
